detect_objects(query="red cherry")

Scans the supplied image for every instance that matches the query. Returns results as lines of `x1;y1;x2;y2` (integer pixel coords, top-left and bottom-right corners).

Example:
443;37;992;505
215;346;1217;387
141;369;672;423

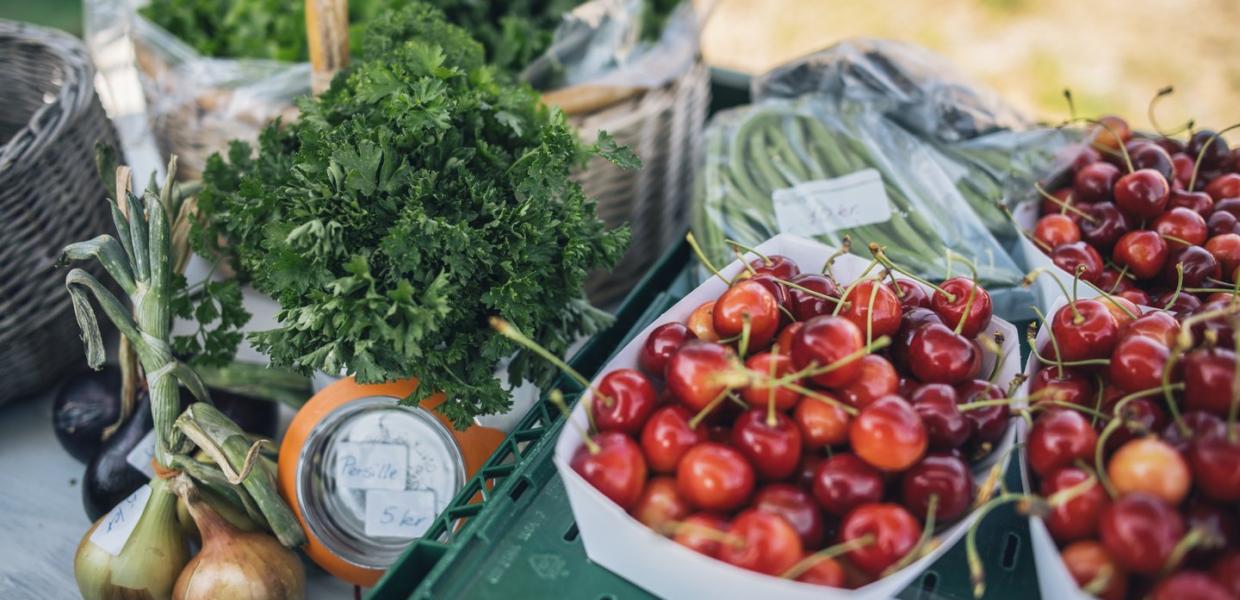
716;509;804;576
731;409;802;481
1206;172;1240;201
740;352;801;411
1164;245;1222;288
750;254;800;280
666;341;737;412
672;512;729;557
930;277;993;338
631;476;691;531
850;395;927;472
838;279;903;340
1190;434;1240;502
1099;493;1186;574
713;280;780;349
907;323;979;385
1114;168;1171;220
1027;409;1097;477
775;321;802;356
1050;300;1119;362
1158;289;1202;319
1041;186;1077;215
839;354;899;408
1035;213;1082;248
1113;230;1169;279
1122;311;1180;346
639;322;695;377
812;453;884;516
1186;502;1239;564
839;503;922;576
1209;211;1240;238
797;453;823;491
1078;203;1132;253
571;432;648;510
1189;130;1232;172
1173;152;1197;187
1093;115;1132;150
795;395;850;449
747;274;790;318
1074;161;1122;203
788;274;840;321
889;279;929;309
1108;437;1192;505
753;484;824;548
1205;234;1240;281
790;315;865;388
641;405;707;473
900;453;973;523
1151;571;1232;600
676;442;755;512
955;379;1009;448
1168;189;1215;215
687;301;720;342
1212;551;1240;598
1117;288;1151;307
1041;466;1109;543
1154;207;1209;248
1060;540;1128;600
911;384;971;450
1162;411;1227;454
593;369;658;435
1132;142;1176;182
892;308;943;371
1051;241;1105;283
1184;347;1240;417
795;557;846;587
1102;397;1168;453
1028;366;1095;406
1109;334;1171;393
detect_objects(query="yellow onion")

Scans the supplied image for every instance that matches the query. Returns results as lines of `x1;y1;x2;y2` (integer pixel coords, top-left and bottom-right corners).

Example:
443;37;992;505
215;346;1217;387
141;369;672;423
174;483;305;600
75;478;190;600
175;485;259;543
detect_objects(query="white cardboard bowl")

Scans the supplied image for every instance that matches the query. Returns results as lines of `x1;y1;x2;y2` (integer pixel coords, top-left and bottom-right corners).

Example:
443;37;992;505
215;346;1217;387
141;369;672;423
553;233;1022;600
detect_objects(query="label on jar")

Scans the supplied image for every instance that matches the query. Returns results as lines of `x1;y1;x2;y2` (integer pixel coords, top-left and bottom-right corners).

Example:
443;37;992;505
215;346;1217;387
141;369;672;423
335;442;408;490
772;169;892;236
90;484;152;556
125;429;157;478
363;489;437;538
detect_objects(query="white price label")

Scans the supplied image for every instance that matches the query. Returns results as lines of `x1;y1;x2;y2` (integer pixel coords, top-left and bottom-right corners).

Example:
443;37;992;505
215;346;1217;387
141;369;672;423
125;429;157;478
364;489;437;539
772;169;892;237
335;442;408;490
89;484;152;556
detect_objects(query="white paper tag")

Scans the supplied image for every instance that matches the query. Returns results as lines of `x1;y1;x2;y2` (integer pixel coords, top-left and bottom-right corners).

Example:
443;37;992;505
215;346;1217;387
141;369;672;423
125;429;157;478
89;484;152;556
364;489;437;538
771;169;892;237
335;442;408;490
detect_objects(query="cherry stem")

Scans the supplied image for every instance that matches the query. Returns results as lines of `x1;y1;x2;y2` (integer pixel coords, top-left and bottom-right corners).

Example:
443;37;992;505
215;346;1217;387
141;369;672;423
1163;263;1186;311
791;383;859;416
780;534;875;580
1026;269;1083;323
731;245;758;277
820;236;852;283
869;244;956;301
492;317;613;411
865;278;881;348
883;494;939;577
1090;374;1106;429
1076;277;1139;320
1063;117;1134;173
550;389;598;454
1108;265;1130;294
982;333;1006;383
1027;339;1111;368
777;304;797;322
832;264;882;317
688;387;732;430
661;520;745;550
772;276;845;306
724;238;770;265
1082;567;1117;598
1147;86;1194;137
1023;399;1114;422
1161;528;1210;577
1033;183;1097;223
686;231;730;286
967;492;1027;599
1062;89;1077;121
950;251;981;336
737;313;752;359
767;344;779;427
1094;386;1184;496
956;388;1048;413
772;336;892;385
1188;122;1240;192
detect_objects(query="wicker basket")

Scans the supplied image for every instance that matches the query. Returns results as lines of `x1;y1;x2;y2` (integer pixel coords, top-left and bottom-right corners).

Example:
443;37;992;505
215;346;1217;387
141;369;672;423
0;20;120;405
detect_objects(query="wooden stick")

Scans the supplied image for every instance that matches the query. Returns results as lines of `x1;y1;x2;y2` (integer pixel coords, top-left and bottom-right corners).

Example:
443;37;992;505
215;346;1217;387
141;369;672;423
305;0;350;94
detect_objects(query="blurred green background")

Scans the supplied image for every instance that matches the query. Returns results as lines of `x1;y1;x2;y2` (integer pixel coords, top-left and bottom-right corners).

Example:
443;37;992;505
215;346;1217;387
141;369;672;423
1;0;80;35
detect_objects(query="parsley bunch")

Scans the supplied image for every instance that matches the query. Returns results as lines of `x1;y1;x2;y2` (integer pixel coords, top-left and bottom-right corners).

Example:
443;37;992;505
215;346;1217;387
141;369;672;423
194;4;634;427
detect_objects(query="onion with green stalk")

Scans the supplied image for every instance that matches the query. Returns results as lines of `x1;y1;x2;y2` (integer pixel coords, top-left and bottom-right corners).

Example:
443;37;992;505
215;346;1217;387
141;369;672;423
62;154;307;600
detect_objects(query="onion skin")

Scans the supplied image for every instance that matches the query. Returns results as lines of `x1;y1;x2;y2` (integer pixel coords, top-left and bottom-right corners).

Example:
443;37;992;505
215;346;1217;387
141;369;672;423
75;478;189;600
174;485;305;600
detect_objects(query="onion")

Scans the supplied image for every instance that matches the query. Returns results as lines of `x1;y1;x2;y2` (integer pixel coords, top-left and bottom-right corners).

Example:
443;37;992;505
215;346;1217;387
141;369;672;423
75;478;189;600
175;485;259;543
173;480;305;600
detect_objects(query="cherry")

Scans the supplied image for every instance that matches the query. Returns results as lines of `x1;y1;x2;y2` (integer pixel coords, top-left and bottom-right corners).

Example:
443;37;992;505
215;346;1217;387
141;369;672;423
1109;334;1171;393
1212;551;1240;598
795;557;846;587
739;352;800;411
1060;540;1127;600
593;369;658;435
1132;142;1176;182
850;395;927;472
790;315;865;389
907;323;979;385
731;409;802;481
795;395;850;449
1051;241;1105;283
1103;397;1168;453
672;512;730;557
713;280;780;348
1205;233;1240;281
839;354;899;408
665;341;737;412
687;301;720;342
1207;173;1240;202
1069;145;1103;171
911;384;972;450
641;405;707;473
1173;152;1197;187
1183;347;1239;417
1209;211;1240;238
1099;492;1186;574
1028;366;1095;407
749;254;800;280
930;277;993;338
956;379;1009;447
1078;203;1132;252
1027;409;1098;477
1154;207;1209;249
1051;299;1120;361
890;279;929;309
839;503;922;577
639;322;695;377
1158;289;1203;318
1042;466;1109;543
1190;130;1232;172
900;453;973;523
812;453;884;516
1113;230;1169;279
1186;502;1239;564
1117;288;1152;307
1109;437;1192;505
1190;434;1240;503
1074;161;1122;203
1123;310;1180;346
838;279;903;340
747;274;790;318
1099;296;1140;331
1093;115;1132;150
716;509;804;576
676;442;755;512
1162;411;1226;455
632;476;692;531
1188;301;1237;351
1035;214;1081;248
892;308;943;371
1168;189;1215;215
775;321;803;356
1150;571;1232;600
570;431;648;510
753;484;824;548
1114;168;1171;220
1040;186;1077;215
1164;245;1222;288
788;274;840;321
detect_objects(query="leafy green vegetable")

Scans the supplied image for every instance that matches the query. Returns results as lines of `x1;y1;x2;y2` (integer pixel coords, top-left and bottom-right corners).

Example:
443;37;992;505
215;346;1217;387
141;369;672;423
194;3;631;427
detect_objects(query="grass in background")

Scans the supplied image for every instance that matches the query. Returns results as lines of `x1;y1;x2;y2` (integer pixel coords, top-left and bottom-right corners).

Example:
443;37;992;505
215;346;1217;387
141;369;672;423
0;0;81;35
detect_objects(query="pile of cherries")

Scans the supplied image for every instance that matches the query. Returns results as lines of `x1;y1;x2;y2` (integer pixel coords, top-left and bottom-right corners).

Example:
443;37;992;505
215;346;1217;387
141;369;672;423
1022;293;1240;599
1032;113;1240;311
556;250;1016;589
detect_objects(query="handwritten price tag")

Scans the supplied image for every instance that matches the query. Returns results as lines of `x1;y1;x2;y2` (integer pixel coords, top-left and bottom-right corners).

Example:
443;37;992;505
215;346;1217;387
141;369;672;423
335;442;408;491
89;484;152;556
125;429;157;478
772;169;892;237
364;489;437;539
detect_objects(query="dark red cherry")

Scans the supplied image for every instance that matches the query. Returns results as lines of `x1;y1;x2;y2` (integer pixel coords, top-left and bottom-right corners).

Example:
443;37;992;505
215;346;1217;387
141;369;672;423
731;409;802;481
1029;366;1095;407
1099;493;1186;574
1162;411;1227;455
1103;397;1168;453
790;315;865;389
1208;211;1240;238
1040;186;1077;216
753;484;824;548
839;503;922;577
1183;347;1239;417
1078;202;1131;253
1041;466;1108;543
1051;241;1105;283
1205;233;1240;281
571;432;648;510
1132;142;1176;182
1155;207;1209;249
889;279;929;309
1190;130;1232;172
1123;310;1180;346
1156;289;1202;319
930;277;993;339
641;405;707;473
1074;161;1122;204
956;379;1009;448
1185;501;1239;564
911;384;972;450
1163;245;1221;288
639;322;695;377
812;453;884;516
900;453;973;523
750;254;801;280
1212;551;1240;598
593;369;658;435
1027;409;1097;477
1190;434;1240;503
1150;571;1232;600
788;274;840;321
907;323;979;385
1114;168;1171;220
1168;189;1214;215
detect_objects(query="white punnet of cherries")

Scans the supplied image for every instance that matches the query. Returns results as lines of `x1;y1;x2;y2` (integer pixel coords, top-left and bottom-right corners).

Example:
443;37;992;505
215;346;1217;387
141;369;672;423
494;234;1027;592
